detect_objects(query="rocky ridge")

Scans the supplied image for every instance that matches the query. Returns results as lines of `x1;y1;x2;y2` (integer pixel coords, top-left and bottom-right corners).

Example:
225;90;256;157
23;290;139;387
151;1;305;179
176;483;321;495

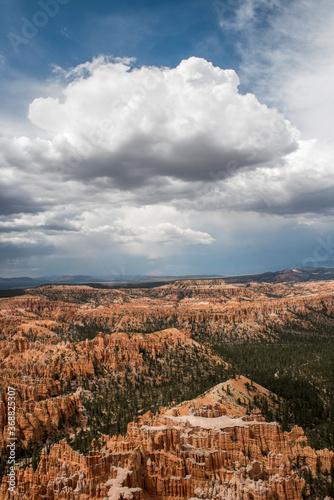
1;377;333;499
1;280;333;344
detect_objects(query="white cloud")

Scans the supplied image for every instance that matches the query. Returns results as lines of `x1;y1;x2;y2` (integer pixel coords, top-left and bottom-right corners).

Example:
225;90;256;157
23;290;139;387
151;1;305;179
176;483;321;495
25;56;297;185
86;221;213;245
217;0;280;31
77;204;214;258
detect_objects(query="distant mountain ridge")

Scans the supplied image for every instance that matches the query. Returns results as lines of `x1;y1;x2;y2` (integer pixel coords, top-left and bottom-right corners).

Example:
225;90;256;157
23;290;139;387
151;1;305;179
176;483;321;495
1;266;334;290
222;266;334;284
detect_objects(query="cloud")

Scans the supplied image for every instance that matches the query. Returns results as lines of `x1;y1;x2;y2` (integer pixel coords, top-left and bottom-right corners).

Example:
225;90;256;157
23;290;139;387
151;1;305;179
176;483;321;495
0;56;332;223
25;56;297;187
0;158;48;216
0;55;332;276
101;221;213;245
223;0;334;141
216;0;280;31
74;204;213;255
0;186;43;216
0;233;54;261
188;139;334;216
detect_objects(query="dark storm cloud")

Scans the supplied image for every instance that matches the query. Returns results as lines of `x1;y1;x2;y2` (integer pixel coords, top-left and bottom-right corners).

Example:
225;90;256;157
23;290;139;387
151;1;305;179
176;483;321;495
248;186;334;216
69;133;297;189
0;186;44;216
0;241;55;259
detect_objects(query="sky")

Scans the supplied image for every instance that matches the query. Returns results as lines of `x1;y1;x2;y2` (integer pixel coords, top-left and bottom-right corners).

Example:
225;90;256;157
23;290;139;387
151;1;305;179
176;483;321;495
0;0;334;278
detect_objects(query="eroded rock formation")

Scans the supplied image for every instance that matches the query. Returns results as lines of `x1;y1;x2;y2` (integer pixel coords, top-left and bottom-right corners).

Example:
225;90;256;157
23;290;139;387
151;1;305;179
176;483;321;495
1;380;333;499
1;281;334;498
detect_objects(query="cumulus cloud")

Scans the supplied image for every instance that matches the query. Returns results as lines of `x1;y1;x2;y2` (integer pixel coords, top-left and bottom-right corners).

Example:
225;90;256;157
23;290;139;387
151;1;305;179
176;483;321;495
25;56;297;186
